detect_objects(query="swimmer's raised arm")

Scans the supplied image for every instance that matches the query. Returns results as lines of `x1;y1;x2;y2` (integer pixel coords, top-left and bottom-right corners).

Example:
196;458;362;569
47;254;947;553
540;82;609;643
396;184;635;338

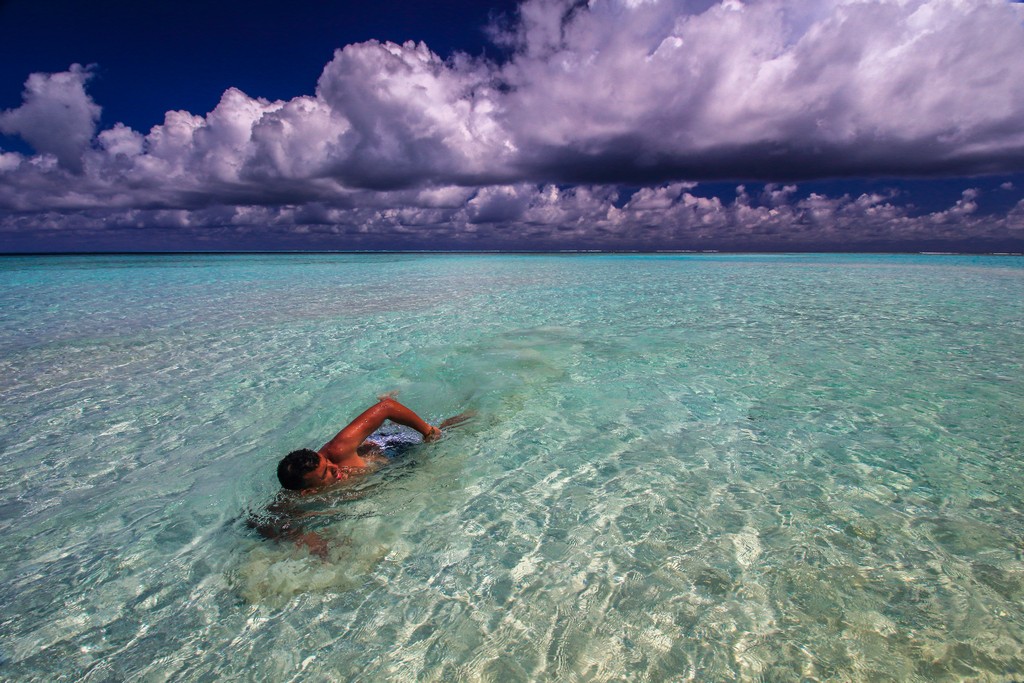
320;397;439;462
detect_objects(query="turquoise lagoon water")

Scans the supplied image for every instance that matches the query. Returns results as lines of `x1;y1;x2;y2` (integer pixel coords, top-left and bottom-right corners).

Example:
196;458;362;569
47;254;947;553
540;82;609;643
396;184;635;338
1;253;1022;681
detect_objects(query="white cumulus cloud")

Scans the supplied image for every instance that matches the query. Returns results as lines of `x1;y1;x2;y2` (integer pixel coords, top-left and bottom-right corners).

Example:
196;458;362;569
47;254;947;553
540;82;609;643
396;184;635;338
0;64;100;173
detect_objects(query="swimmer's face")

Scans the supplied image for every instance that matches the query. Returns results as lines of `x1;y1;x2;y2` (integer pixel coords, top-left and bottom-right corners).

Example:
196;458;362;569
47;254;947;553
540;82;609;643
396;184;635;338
302;454;347;490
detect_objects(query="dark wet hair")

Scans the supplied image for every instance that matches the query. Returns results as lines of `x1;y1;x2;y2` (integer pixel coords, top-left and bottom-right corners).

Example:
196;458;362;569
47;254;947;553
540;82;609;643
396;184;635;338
277;448;320;490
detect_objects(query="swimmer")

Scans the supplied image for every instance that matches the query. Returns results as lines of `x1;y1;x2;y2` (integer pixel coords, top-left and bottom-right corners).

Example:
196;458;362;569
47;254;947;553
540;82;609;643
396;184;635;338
276;396;470;492
255;396;472;556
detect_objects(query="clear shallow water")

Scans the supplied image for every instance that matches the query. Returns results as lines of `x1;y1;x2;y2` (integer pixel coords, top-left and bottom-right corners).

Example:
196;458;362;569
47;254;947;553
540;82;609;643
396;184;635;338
1;253;1022;682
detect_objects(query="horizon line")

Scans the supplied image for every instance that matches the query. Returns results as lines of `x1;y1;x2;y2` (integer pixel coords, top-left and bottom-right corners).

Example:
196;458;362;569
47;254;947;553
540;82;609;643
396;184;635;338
2;249;1023;257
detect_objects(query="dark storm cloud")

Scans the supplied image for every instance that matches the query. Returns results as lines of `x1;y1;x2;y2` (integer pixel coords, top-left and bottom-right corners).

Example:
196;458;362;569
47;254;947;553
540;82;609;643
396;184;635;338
4;181;1021;251
498;0;1024;183
1;0;1024;247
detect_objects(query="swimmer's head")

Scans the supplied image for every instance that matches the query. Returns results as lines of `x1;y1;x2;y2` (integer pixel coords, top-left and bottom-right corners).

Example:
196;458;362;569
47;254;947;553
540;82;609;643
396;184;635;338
277;449;320;490
278;449;347;491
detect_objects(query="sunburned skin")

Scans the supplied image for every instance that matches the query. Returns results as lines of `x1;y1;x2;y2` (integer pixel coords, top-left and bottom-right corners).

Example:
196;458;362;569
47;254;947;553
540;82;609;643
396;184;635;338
299;398;474;492
302;397;442;491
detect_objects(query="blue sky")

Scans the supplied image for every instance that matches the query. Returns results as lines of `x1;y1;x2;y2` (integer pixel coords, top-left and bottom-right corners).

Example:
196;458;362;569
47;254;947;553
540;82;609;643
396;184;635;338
0;0;522;137
1;0;1023;252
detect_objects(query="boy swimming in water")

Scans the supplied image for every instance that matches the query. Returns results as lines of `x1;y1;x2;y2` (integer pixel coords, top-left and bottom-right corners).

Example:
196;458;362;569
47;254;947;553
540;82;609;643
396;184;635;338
255;396;471;556
276;396;445;492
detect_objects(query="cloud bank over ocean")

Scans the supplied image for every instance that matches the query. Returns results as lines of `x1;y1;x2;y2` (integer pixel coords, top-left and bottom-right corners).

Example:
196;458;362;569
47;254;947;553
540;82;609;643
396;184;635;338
2;0;1024;249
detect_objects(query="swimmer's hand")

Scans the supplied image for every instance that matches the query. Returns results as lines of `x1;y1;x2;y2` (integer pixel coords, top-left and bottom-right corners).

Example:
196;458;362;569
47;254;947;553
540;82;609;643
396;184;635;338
424;411;476;441
439;410;476;430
